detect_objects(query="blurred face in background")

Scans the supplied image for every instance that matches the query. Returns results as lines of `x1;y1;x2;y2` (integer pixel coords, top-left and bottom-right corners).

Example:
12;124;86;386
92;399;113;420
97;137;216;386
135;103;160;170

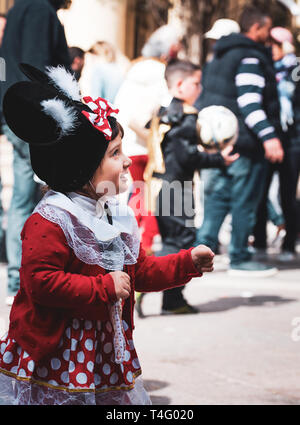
255;16;272;44
178;70;202;105
271;41;284;62
245;16;272;45
167;41;183;60
49;0;72;11
71;56;85;79
0;16;6;46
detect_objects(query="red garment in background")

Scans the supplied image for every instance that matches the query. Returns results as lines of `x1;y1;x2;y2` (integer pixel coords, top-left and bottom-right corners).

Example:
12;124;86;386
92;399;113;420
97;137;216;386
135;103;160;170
128;155;159;251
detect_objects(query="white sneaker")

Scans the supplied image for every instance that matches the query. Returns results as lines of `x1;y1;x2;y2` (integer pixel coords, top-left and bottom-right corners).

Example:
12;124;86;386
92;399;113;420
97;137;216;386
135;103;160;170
249;247;268;260
228;261;278;278
277;251;297;262
5;296;14;306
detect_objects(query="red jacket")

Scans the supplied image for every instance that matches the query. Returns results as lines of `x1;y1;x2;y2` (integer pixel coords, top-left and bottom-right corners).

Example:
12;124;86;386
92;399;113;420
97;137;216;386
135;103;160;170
8;213;201;362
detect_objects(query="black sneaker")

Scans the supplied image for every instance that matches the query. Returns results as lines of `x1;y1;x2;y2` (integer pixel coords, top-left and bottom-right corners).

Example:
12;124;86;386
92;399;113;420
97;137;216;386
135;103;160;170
135;293;145;318
277;251;297;262
161;304;199;315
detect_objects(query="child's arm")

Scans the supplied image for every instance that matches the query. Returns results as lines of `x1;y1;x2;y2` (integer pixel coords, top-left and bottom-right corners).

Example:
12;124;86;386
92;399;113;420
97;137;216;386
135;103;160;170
20;213;118;309
134;244;214;293
171;116;226;170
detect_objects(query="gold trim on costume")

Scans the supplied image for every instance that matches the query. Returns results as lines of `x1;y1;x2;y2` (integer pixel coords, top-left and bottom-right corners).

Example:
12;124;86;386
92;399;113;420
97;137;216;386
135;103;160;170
0;367;142;394
144;115;170;213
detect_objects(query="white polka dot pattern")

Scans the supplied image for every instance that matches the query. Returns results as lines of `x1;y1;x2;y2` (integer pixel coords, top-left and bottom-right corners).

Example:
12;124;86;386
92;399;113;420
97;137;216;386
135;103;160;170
3;351;13;364
0;316;141;393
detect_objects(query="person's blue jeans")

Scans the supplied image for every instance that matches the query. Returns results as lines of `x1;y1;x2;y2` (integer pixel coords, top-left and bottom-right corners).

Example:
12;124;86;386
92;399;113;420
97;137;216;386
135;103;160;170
196;156;267;265
3;124;39;296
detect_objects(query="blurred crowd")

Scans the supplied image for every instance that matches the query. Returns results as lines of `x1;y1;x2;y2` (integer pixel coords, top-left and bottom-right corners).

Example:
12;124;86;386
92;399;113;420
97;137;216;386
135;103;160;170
0;0;299;314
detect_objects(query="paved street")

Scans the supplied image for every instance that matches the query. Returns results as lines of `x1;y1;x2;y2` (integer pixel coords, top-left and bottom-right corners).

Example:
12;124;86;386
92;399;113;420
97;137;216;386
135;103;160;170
133;255;300;405
1;252;299;405
0;135;299;405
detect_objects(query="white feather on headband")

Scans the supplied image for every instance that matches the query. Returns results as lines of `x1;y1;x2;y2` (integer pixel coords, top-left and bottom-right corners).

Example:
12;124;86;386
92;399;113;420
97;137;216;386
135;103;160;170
45;66;81;101
41;98;78;137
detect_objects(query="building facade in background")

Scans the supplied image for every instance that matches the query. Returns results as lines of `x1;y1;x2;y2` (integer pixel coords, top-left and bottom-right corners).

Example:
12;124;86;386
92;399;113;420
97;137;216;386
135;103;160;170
58;0;170;60
0;0;13;15
0;0;298;62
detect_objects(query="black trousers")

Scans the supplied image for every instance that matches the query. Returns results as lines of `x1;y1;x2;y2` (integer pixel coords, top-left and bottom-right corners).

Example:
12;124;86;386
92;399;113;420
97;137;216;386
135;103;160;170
297;200;300;233
155;183;196;310
253;149;300;252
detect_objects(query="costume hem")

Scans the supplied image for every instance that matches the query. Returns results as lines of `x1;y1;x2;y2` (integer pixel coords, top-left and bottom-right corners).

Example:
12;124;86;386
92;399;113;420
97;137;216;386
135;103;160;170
0;367;142;394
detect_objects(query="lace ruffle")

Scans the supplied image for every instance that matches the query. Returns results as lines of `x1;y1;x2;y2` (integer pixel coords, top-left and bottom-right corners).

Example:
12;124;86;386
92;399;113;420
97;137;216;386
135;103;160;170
0;372;151;405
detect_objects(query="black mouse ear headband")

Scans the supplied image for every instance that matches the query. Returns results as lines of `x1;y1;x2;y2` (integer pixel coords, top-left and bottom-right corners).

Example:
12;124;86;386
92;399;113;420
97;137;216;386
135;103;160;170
17;63;119;142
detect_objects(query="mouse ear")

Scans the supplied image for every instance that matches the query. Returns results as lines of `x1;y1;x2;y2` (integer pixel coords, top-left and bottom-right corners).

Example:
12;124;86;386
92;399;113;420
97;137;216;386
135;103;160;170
19;63;81;102
3;81;62;145
19;63;53;85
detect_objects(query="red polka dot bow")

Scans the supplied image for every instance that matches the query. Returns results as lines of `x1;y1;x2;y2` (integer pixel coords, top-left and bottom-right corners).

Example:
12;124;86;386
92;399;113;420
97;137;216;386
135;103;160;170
82;96;119;140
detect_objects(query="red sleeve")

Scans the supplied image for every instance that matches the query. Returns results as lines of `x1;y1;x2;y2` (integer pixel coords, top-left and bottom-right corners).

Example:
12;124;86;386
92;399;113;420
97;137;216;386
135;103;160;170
20;213;118;309
134;245;202;293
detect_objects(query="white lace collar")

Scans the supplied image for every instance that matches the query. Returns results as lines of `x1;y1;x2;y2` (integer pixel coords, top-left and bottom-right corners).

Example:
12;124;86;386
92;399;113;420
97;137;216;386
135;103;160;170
46;190;137;242
33;190;140;270
67;192;111;220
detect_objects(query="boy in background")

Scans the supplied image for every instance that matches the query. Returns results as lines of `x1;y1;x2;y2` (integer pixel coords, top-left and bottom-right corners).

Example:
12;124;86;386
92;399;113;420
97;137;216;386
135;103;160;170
144;60;238;315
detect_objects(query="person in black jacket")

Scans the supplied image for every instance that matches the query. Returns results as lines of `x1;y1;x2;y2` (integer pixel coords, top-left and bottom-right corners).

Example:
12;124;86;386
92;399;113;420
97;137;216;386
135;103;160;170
145;60;238;315
283;59;300;257
0;0;71;305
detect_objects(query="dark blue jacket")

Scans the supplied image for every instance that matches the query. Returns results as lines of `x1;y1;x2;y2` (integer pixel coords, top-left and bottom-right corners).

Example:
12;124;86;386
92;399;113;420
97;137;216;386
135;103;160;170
0;0;70;116
290;80;300;151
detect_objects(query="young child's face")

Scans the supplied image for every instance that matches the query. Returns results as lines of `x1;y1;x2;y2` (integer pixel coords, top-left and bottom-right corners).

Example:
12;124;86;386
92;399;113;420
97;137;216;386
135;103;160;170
91;133;132;197
178;70;202;105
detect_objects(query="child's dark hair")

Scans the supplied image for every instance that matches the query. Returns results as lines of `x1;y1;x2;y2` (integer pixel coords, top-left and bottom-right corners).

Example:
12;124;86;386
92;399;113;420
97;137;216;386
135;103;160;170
165;59;201;88
109;116;124;140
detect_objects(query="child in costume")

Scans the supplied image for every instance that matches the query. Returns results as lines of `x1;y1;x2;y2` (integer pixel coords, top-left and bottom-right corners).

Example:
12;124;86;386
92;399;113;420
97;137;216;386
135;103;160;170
144;60;239;315
0;63;214;405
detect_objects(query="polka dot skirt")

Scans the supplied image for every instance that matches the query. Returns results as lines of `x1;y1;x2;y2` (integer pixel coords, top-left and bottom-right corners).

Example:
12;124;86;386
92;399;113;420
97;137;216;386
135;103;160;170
0;318;141;395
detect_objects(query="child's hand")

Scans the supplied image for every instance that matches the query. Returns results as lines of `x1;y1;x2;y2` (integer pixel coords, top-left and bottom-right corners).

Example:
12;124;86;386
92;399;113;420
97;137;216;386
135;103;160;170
191;245;215;273
110;271;131;300
221;145;239;166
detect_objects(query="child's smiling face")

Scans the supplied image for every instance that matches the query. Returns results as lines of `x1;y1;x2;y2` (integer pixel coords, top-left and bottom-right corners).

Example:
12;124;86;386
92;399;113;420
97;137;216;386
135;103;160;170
178;70;202;105
91;132;132;197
